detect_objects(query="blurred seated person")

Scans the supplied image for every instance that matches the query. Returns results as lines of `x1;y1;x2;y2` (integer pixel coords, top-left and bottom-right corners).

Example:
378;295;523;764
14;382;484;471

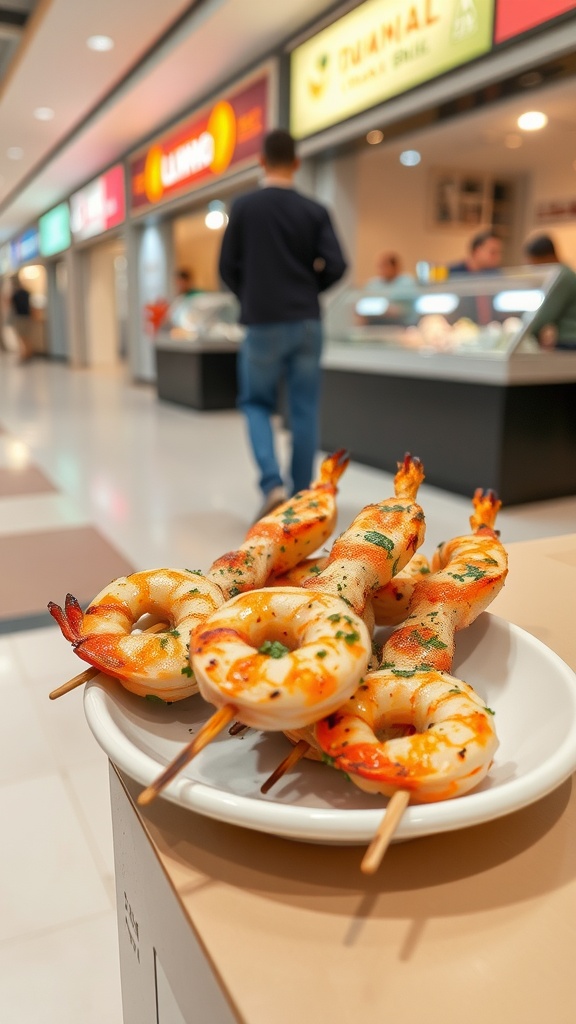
362;250;415;326
367;250;414;288
448;230;503;276
166;267;202;329
523;233;576;350
174;267;200;298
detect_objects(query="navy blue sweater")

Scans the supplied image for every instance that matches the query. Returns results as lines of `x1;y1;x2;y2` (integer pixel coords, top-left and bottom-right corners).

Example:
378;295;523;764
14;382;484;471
218;186;347;324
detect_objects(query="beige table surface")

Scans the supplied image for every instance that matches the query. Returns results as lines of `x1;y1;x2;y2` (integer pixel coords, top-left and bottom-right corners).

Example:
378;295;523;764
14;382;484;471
122;533;576;1024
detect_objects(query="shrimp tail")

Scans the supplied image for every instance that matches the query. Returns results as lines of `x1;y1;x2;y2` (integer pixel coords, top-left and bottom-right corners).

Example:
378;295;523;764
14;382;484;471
314;449;349;491
469;488;502;535
47;593;85;643
394;453;425;500
73;633;127;674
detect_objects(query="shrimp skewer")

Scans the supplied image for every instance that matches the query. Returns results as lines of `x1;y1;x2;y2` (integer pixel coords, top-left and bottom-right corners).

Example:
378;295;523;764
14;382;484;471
138;455;426;804
194;453;425;731
315;489;507;804
50;450;349;702
137;589;371;805
257;455;427;789
262;490;505;806
300;454;426;618
207;449;349;600
48;569;224;702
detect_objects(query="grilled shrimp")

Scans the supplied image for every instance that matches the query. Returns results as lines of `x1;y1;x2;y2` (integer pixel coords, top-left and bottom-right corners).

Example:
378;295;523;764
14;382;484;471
48;568;224;701
207;449;349;600
315;489;507;801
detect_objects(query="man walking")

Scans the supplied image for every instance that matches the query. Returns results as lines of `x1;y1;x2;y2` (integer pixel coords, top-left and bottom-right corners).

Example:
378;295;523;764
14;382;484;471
218;128;347;519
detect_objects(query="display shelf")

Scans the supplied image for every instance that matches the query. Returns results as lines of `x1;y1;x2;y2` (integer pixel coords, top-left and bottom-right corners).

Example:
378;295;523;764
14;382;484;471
154;292;243;410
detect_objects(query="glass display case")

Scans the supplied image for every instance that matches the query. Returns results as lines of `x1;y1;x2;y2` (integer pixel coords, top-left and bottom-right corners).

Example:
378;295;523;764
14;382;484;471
324;266;562;357
320;267;576;506
164;291;244;344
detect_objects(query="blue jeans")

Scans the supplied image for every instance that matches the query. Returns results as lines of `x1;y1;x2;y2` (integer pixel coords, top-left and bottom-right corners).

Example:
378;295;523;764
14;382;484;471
237;319;323;496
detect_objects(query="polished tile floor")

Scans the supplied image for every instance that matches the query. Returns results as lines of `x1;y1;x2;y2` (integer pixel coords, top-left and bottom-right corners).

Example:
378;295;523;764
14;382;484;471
0;353;575;1022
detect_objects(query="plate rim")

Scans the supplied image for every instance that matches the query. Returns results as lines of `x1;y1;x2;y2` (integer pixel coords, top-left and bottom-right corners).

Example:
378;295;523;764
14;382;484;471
83;612;576;843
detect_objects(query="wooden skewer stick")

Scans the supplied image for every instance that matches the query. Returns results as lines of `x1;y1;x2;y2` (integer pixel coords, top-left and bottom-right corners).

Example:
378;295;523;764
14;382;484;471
49;666;98;700
260;739;310;794
360;789;410;875
137;703;237;806
48;621;168;700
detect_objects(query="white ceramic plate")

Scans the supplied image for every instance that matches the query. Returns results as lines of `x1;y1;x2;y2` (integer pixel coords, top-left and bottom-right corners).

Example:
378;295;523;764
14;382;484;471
84;613;576;844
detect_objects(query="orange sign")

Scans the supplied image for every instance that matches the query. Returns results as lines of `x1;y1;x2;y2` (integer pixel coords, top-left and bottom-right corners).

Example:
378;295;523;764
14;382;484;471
130;77;268;211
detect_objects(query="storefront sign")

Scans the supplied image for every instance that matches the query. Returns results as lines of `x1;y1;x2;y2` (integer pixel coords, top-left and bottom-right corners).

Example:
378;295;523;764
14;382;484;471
130;74;269;212
11;227;40;266
70;164;126;241
39;202;71;256
494;0;576;44
290;0;495;139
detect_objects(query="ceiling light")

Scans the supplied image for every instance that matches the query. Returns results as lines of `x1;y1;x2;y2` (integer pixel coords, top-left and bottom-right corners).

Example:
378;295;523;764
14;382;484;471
366;130;384;145
21;266;41;281
87;35;114;52
34;107;54;121
517;111;548;131
7;146;23;160
205;210;227;230
505;133;522;149
399;149;421;166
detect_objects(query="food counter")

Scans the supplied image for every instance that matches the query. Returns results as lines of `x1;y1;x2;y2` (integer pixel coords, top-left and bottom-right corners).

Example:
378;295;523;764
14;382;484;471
154;292;243;411
102;533;576;1024
321;268;576;504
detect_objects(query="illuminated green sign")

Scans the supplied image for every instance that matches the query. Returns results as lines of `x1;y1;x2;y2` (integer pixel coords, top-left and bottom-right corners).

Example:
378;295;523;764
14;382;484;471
39;203;71;256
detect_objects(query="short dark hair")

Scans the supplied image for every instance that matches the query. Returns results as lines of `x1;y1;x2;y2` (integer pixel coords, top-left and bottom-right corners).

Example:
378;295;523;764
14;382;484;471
262;129;296;167
470;229;501;252
524;234;558;260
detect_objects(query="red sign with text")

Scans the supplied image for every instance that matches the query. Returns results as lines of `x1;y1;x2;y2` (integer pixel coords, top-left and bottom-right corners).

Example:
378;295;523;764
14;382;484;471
70;164;125;241
130;75;269;212
495;0;576;43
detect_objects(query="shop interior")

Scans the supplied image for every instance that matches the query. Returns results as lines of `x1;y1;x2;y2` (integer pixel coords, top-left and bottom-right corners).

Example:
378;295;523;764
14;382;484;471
172;204;229;292
339;71;576;285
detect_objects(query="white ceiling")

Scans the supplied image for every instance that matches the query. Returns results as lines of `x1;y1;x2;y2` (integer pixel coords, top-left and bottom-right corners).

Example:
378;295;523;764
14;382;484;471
0;0;339;243
2;1;576;246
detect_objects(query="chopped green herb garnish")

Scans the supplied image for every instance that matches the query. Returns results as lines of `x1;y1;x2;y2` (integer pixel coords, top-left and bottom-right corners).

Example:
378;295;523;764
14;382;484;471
448;564;488;582
258;640;290;658
335;629;360;645
363;531;395;555
320;753;336;768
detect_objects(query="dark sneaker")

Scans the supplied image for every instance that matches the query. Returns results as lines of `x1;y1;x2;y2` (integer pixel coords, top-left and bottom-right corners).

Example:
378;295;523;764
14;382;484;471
253;486;288;523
